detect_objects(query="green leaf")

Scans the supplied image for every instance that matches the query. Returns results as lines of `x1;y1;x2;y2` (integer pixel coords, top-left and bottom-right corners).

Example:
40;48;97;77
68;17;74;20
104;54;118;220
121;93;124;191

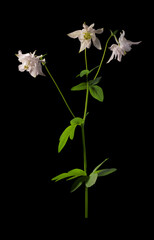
58;125;76;153
52;173;70;182
113;30;118;35
110;29;118;36
71;82;87;91
68;168;87;176
88;77;102;86
69;125;76;140
76;66;99;78
58;117;84;152
85;172;98;188
70;117;84;126
52;168;87;182
71;176;87;193
97;168;117;177
89;65;99;74
80;69;90;77
92;158;109;172
58;125;72;153
89;85;104;102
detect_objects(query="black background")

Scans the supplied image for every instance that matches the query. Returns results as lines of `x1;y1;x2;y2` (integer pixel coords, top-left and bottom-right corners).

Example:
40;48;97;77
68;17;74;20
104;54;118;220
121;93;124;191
3;0;152;237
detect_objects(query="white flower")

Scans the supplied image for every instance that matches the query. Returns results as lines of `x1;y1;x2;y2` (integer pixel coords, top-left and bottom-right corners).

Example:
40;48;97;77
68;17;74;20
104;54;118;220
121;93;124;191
67;23;104;52
107;30;141;63
107;44;126;63
16;50;45;78
118;30;141;52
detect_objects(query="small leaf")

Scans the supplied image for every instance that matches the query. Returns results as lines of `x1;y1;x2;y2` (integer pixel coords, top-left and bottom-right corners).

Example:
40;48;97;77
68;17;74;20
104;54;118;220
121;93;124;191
51;173;69;182
71;176;87;193
58;125;73;153
89;65;99;74
76;66;99;78
85;172;98;188
70;117;84;126
58;117;84;153
71;82;87;91
93;158;109;172
80;69;90;77
97;168;117;177
68;169;87;176
52;168;87;182
89;85;104;102
110;29;118;36
113;30;118;36
88;77;102;86
69;125;76;140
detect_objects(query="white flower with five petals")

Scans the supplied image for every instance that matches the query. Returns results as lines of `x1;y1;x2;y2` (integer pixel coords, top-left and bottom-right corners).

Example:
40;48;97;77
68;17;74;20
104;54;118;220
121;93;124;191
67;23;104;52
16;50;45;78
107;30;141;63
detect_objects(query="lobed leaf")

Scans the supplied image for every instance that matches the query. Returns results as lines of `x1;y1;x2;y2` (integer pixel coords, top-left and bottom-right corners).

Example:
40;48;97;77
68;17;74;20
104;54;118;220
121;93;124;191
58;117;84;153
58;126;72;153
52;168;87;182
69;125;76;140
58;125;76;153
52;173;70;182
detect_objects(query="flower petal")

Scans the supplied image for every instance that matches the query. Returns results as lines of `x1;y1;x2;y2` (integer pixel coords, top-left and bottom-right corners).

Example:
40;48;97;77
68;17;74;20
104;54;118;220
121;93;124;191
88;23;95;31
106;52;114;64
79;40;89;52
95;28;104;34
67;30;81;39
92;35;102;50
119;30;141;52
18;64;25;72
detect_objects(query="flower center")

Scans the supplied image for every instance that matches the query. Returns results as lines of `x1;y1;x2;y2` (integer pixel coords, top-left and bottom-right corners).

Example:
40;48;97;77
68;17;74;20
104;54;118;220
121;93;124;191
24;65;29;70
84;32;91;40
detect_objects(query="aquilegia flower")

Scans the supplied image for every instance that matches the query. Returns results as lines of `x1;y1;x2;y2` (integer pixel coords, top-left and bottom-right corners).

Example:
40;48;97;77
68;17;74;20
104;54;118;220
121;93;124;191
67;23;104;52
107;30;141;63
16;50;45;78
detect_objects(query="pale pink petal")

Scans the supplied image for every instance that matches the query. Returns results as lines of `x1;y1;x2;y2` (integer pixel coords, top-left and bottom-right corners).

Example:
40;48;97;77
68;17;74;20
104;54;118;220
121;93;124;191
95;28;104;34
92;35;102;50
67;30;81;39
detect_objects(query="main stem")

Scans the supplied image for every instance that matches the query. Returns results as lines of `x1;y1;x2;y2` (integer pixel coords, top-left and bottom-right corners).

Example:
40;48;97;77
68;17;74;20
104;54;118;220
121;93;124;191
82;49;89;218
44;64;75;118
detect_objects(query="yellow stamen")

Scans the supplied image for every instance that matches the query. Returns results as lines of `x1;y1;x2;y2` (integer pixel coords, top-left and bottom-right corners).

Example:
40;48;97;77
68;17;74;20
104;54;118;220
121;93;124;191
84;32;91;40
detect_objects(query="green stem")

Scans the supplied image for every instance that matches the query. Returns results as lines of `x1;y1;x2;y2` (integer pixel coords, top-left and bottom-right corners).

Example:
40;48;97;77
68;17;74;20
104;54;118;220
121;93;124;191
81;49;89;219
81;123;88;219
83;48;89;121
93;34;113;80
44;64;75;118
81;124;87;173
85;185;88;218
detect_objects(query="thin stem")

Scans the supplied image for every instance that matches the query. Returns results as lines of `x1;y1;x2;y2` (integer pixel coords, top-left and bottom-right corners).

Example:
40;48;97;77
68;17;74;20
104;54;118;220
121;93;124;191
85;48;88;71
83;48;89;121
85;185;88;218
44;64;75;118
93;34;113;80
81;49;89;219
81;123;88;219
81;124;87;172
